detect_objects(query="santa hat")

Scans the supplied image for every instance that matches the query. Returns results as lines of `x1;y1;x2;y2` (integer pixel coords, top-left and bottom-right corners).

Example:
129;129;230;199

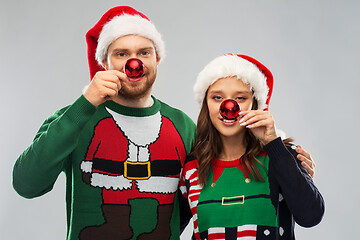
86;6;165;79
193;54;274;110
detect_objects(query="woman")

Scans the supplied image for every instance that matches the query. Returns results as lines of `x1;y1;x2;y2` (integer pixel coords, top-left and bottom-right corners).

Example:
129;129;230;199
180;54;324;239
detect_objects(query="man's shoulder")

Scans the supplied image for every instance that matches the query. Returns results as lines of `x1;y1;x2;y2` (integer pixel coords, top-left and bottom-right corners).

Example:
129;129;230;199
156;98;185;113
41;105;70;124
42;95;97;127
155;97;194;124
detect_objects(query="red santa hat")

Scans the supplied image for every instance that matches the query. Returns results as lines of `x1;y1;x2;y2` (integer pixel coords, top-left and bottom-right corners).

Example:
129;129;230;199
86;6;165;79
193;54;274;110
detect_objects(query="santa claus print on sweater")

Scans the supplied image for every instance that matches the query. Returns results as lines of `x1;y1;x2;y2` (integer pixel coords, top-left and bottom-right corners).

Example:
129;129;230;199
79;107;187;239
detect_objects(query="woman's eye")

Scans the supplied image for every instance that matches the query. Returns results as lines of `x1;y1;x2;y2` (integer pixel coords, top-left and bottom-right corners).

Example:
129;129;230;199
236;97;246;101
213;96;222;100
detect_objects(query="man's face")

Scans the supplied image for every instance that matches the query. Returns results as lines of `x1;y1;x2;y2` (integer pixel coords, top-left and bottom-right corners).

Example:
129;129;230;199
104;35;160;99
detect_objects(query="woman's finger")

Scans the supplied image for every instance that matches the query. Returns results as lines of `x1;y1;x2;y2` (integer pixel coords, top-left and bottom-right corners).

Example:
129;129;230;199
239;110;269;126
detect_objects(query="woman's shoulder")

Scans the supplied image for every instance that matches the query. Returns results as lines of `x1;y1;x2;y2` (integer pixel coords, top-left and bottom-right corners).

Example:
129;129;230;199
183;155;199;179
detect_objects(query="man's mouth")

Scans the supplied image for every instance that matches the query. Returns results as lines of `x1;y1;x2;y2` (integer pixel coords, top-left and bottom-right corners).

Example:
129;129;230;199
127;74;145;82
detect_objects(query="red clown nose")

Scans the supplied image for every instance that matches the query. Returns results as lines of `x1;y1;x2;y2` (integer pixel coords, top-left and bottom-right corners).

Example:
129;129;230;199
124;58;144;78
220;99;241;120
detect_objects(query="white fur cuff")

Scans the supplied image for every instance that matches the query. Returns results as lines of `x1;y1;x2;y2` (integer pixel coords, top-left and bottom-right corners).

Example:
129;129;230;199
80;161;93;173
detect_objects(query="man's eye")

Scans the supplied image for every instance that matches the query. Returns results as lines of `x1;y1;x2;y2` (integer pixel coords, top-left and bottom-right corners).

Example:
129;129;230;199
140;51;150;56
116;52;126;57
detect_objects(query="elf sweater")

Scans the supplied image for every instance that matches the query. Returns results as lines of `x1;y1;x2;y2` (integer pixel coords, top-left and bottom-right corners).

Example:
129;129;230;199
180;138;324;240
13;95;196;240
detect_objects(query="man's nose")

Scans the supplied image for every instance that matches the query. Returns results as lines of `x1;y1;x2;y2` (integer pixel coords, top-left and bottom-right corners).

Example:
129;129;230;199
128;53;138;59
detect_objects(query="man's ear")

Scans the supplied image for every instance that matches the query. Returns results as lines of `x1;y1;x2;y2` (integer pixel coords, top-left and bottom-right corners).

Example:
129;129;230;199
102;59;109;70
156;56;161;66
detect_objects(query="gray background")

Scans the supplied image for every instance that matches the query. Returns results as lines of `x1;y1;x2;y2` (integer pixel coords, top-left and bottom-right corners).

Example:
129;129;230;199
1;0;359;239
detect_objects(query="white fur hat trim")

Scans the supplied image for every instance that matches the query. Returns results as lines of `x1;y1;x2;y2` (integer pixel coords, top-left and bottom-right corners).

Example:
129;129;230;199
95;14;165;66
194;54;269;110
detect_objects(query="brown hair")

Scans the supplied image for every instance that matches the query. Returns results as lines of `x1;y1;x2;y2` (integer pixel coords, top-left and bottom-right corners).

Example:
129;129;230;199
193;92;292;186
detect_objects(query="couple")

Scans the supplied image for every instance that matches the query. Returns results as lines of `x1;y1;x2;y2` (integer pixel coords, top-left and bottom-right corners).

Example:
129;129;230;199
13;6;324;240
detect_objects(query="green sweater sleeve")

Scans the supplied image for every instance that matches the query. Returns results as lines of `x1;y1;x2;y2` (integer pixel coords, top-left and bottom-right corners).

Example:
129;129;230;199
12;95;96;199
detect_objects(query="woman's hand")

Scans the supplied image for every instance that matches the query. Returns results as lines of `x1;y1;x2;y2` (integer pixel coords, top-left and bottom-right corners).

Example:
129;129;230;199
295;145;315;179
239;110;316;179
239;110;278;145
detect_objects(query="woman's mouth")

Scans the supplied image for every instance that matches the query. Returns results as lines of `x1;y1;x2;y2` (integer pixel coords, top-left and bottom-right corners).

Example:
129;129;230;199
221;117;238;126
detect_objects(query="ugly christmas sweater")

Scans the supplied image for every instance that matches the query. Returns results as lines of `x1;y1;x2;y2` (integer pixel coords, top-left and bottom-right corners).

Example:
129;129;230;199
180;138;324;240
13;95;196;240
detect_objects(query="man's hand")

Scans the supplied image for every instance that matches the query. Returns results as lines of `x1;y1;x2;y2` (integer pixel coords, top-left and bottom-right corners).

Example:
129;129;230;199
296;145;315;179
84;70;124;107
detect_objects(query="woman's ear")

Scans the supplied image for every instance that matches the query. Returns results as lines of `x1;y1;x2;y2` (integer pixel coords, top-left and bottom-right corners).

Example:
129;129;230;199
251;97;258;110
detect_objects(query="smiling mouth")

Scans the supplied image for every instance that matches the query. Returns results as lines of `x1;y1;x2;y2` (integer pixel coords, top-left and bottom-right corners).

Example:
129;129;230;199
127;74;145;82
221;118;238;123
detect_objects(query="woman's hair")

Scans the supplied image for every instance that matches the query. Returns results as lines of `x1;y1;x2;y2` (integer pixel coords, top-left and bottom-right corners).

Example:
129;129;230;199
193;90;292;186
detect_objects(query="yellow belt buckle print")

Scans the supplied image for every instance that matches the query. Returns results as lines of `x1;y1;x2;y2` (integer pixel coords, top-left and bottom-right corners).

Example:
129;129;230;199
124;161;151;180
222;195;245;205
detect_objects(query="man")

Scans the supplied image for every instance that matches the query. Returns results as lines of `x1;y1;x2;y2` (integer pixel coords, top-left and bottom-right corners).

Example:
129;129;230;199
13;6;195;240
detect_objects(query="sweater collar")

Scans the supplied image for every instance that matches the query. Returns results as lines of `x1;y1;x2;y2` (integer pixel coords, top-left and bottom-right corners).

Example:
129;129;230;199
103;95;160;117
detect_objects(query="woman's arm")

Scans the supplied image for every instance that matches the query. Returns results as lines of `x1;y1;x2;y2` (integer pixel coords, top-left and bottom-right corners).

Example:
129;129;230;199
264;137;325;227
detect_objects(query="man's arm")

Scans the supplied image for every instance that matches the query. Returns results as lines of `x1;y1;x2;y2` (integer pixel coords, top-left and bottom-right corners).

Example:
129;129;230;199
12;95;96;198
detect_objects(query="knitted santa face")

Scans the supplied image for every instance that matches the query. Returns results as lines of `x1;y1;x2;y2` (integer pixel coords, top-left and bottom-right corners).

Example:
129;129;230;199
86;6;165;79
194;54;274;111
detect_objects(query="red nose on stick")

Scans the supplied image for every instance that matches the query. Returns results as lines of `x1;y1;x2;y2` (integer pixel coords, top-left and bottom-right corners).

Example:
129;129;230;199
124;58;144;78
220;99;241;120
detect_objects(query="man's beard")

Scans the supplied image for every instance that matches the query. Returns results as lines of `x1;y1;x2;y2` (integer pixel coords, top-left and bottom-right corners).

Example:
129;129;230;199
118;76;155;100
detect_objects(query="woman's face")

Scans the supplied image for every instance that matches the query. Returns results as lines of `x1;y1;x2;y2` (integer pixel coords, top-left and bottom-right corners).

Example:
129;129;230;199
206;76;254;138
